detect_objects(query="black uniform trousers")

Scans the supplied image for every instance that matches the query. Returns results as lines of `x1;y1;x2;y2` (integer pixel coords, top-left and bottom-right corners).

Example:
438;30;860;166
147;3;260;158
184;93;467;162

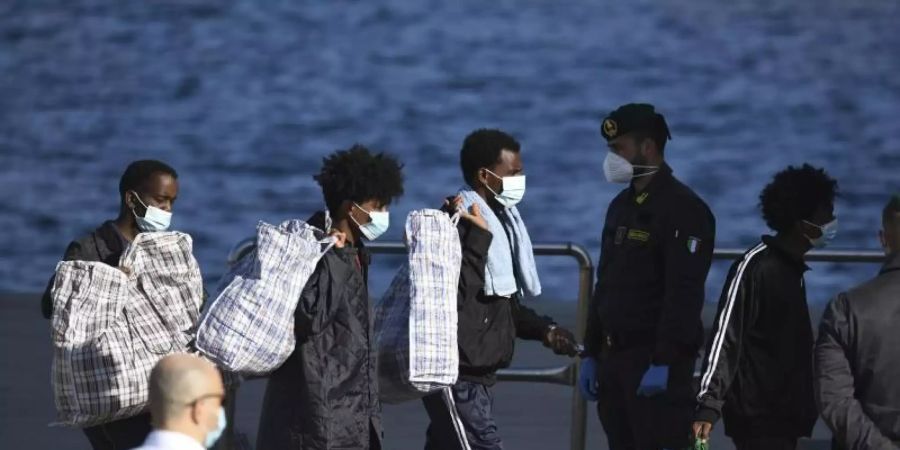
597;345;695;450
83;412;152;450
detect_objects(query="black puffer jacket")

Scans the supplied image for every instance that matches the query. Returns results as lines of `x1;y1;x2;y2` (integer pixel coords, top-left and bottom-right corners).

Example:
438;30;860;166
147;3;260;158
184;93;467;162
256;213;381;450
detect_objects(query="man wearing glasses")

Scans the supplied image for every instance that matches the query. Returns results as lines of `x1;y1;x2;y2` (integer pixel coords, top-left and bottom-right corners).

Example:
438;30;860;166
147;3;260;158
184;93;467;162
131;354;227;450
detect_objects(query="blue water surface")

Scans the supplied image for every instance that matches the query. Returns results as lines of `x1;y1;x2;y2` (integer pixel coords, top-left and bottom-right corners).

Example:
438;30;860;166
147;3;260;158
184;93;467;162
1;0;898;305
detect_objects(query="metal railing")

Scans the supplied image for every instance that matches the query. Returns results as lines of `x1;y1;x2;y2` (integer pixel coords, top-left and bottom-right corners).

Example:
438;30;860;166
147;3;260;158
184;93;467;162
225;238;886;450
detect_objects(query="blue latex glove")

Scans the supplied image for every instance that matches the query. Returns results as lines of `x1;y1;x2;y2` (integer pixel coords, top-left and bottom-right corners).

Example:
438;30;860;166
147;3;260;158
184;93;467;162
636;364;668;396
579;357;599;401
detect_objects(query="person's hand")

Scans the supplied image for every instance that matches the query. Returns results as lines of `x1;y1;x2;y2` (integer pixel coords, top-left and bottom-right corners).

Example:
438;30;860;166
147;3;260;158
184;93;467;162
329;229;348;249
445;196;489;231
692;421;712;443
543;326;579;357
578;357;599;401
636;365;668;396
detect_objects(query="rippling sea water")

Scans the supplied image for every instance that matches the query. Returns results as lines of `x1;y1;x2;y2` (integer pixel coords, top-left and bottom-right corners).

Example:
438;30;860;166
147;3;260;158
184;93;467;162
1;0;898;305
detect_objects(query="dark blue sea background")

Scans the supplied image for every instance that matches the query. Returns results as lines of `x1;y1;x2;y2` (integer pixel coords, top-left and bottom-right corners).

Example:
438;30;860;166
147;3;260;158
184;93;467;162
2;0;899;307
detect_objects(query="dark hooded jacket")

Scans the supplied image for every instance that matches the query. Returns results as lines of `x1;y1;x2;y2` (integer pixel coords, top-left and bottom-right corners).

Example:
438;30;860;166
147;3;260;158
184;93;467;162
256;212;382;450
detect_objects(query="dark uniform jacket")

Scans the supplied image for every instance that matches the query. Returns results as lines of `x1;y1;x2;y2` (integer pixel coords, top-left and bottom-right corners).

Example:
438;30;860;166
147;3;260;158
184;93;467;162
41;220;129;318
815;252;900;449
453;209;555;386
256;212;382;450
695;236;818;439
585;164;715;364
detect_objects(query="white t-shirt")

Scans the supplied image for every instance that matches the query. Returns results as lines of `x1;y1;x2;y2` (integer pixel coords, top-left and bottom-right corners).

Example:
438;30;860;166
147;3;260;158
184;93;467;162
130;430;205;450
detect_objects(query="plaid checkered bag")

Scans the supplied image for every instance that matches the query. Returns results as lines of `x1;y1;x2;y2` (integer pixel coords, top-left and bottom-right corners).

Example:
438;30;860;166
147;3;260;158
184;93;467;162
50;232;202;427
375;209;462;403
194;219;334;376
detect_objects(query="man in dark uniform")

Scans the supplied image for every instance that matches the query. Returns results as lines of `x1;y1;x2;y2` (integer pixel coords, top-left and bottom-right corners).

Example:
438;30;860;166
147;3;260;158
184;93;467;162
579;104;716;450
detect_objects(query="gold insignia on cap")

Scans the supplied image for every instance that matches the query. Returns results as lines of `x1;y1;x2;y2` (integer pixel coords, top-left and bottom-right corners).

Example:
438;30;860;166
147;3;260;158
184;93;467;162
602;119;618;138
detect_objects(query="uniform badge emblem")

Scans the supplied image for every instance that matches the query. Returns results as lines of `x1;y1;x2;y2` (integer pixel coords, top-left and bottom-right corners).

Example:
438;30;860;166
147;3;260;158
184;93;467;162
602;119;618;138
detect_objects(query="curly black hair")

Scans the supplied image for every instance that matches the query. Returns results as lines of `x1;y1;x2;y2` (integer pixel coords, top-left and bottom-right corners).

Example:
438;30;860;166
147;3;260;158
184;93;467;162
314;144;404;215
460;129;520;187
759;164;839;233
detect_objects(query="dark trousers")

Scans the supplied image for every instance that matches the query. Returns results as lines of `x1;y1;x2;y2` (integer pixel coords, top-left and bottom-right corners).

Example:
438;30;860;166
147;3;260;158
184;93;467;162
83;412;152;450
596;346;696;450
733;437;797;450
422;381;503;450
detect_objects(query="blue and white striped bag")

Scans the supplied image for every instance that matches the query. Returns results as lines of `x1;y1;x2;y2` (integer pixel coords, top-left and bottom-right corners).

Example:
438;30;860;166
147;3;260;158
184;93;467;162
194;219;334;376
375;209;462;403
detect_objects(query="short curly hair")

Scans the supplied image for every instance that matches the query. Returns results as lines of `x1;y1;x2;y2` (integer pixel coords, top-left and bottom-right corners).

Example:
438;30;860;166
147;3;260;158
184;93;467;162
460;129;520;187
759;164;839;233
314;144;404;216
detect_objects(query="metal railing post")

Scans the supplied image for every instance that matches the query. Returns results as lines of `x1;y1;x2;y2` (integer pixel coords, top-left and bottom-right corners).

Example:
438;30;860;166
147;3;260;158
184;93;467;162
567;243;593;450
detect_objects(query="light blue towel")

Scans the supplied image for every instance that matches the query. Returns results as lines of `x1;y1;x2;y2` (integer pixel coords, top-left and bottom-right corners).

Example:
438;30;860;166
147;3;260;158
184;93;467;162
457;189;541;298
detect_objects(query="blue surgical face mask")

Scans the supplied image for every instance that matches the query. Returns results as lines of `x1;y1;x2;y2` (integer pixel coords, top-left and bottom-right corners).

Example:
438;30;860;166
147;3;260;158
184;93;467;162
130;191;172;232
352;203;389;241
803;217;838;249
484;169;526;208
204;406;227;449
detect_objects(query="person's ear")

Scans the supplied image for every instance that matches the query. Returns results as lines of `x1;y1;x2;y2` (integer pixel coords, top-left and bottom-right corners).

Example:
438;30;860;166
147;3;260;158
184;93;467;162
476;168;490;188
189;402;203;427
125;191;144;214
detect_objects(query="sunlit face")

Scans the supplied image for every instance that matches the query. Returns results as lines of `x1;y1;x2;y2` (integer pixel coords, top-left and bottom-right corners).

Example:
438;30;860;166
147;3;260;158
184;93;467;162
127;172;179;215
477;149;523;195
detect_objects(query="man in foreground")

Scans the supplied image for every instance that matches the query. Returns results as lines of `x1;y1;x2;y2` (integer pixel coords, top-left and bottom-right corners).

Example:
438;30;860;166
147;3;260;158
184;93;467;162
131;353;227;450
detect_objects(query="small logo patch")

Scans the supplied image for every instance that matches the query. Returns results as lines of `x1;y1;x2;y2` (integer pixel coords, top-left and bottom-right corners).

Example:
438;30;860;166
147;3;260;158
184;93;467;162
602;118;618;138
635;192;649;205
687;237;701;254
614;226;627;245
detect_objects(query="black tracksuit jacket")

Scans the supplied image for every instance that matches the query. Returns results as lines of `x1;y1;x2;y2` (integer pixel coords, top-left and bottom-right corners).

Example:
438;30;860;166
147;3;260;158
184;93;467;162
695;236;818;439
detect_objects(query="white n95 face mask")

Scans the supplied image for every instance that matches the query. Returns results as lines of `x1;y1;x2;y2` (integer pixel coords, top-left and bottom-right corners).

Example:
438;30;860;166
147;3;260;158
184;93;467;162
603;151;659;184
130;191;172;232
484;169;526;208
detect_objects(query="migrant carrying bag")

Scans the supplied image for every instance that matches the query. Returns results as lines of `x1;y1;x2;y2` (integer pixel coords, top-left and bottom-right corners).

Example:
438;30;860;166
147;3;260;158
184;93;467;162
194;219;334;376
375;209;462;403
50;232;203;427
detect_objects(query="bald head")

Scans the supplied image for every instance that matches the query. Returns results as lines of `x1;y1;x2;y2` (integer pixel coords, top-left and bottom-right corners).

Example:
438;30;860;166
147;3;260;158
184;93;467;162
149;353;223;426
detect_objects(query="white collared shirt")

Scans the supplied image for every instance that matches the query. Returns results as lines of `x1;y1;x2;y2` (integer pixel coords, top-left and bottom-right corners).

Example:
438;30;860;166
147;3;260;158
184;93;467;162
131;430;205;450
